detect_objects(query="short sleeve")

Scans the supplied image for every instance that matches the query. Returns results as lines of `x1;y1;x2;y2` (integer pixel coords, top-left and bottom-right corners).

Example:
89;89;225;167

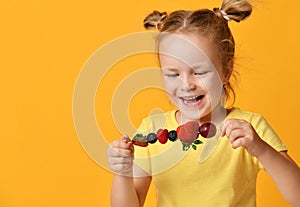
252;115;287;152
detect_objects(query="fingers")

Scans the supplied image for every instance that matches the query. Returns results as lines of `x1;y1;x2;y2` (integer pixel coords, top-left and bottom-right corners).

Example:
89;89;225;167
221;119;267;157
121;134;131;143
221;119;253;149
107;156;134;174
110;135;134;155
107;135;135;174
221;119;246;137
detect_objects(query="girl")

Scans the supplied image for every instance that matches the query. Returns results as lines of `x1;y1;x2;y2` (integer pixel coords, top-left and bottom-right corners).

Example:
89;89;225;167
107;0;300;206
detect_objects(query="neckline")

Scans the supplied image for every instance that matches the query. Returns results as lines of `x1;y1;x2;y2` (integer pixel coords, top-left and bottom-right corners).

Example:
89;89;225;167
171;107;238;126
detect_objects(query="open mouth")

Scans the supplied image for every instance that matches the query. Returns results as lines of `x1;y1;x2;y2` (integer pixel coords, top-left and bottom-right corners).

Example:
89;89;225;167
180;95;204;107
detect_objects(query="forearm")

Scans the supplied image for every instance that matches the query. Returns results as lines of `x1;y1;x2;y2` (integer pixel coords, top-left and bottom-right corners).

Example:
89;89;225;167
111;174;140;207
257;144;300;206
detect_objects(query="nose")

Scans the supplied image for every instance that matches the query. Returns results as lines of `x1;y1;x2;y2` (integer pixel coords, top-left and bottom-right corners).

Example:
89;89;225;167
180;74;197;92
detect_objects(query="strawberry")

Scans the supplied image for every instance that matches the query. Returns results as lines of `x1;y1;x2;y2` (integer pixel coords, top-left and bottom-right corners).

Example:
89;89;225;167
157;129;168;144
177;121;199;143
132;140;148;147
132;133;148;147
176;125;181;134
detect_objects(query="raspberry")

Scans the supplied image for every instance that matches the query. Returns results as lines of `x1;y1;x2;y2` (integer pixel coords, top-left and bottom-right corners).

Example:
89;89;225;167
157;129;168;144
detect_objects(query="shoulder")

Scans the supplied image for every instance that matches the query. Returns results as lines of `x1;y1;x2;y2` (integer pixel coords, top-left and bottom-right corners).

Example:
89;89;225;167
228;107;262;120
227;107;266;125
227;107;272;133
229;108;287;151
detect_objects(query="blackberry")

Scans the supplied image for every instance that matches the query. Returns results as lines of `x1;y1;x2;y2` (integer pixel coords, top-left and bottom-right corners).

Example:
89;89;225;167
168;130;178;142
147;133;157;144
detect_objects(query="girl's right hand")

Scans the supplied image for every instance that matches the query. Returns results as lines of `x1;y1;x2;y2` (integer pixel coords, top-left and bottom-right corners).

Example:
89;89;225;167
107;135;134;175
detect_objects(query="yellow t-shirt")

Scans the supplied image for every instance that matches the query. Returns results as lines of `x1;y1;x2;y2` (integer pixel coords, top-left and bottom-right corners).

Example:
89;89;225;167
133;108;287;207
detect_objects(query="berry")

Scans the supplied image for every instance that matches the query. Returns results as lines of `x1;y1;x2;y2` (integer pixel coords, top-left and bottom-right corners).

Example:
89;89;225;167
132;140;149;147
177;121;199;143
147;133;157;144
168;130;178;142
157;129;168;144
132;133;148;147
176;125;181;134
199;122;217;138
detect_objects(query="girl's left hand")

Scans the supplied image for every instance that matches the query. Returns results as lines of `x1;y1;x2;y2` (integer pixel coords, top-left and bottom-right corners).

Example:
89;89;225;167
221;119;268;158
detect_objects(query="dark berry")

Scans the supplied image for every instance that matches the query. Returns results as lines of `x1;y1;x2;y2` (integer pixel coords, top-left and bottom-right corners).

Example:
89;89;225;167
199;122;217;138
168;130;178;142
147;133;157;144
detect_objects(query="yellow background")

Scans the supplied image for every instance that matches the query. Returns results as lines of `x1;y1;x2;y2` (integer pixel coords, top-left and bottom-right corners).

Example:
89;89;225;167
0;0;299;206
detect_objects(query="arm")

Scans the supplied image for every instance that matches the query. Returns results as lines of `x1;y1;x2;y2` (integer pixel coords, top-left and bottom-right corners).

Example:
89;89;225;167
107;135;152;207
222;119;300;206
111;167;152;207
257;148;300;206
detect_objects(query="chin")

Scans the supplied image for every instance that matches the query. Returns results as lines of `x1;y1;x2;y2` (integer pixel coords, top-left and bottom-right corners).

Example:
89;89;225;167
178;107;206;122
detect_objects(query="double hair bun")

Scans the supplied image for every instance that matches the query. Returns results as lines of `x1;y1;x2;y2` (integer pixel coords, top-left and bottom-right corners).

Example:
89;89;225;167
143;11;167;30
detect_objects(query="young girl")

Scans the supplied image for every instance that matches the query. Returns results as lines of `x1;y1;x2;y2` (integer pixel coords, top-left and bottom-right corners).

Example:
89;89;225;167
107;0;300;206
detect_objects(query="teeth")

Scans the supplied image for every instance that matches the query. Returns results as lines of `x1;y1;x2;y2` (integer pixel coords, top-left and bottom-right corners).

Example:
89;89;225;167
183;97;197;101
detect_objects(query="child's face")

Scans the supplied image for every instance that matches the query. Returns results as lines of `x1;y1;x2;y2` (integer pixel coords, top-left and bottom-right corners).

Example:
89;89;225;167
158;33;229;122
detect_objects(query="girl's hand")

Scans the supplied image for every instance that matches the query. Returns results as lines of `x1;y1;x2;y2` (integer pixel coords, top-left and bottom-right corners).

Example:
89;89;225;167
221;119;268;158
107;135;134;175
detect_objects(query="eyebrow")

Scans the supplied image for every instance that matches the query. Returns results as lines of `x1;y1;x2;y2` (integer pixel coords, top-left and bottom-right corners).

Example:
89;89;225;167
190;63;212;68
162;68;180;72
162;63;212;71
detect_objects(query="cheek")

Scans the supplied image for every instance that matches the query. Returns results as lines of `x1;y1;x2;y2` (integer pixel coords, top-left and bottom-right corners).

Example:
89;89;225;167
163;78;180;106
163;78;177;93
202;75;223;101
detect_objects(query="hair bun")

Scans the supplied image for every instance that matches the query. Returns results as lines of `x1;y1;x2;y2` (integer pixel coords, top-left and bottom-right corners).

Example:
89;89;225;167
214;0;252;22
143;11;167;30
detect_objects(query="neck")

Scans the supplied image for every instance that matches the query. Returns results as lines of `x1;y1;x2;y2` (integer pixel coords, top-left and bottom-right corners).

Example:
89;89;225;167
176;105;231;126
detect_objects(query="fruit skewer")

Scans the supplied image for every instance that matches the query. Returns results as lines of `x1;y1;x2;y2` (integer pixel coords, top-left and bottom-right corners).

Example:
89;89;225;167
132;121;217;151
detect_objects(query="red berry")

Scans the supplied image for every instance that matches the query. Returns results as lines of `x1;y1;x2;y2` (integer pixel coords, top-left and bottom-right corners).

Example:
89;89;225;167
157;129;168;144
176;125;181;134
199;122;217;138
177;121;199;143
132;140;149;147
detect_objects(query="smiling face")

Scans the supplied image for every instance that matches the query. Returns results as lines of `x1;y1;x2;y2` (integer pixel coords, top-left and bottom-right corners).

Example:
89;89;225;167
158;32;230;123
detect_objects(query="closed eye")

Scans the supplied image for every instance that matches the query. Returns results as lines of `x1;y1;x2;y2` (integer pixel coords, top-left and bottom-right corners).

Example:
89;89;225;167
165;73;179;78
194;71;208;76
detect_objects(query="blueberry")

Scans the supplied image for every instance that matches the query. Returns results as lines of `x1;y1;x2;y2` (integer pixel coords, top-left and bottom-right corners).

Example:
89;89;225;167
147;133;157;144
168;130;178;142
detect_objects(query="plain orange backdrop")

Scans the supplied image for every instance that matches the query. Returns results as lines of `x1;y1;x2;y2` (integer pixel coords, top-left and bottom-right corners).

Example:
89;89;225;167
0;0;299;206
